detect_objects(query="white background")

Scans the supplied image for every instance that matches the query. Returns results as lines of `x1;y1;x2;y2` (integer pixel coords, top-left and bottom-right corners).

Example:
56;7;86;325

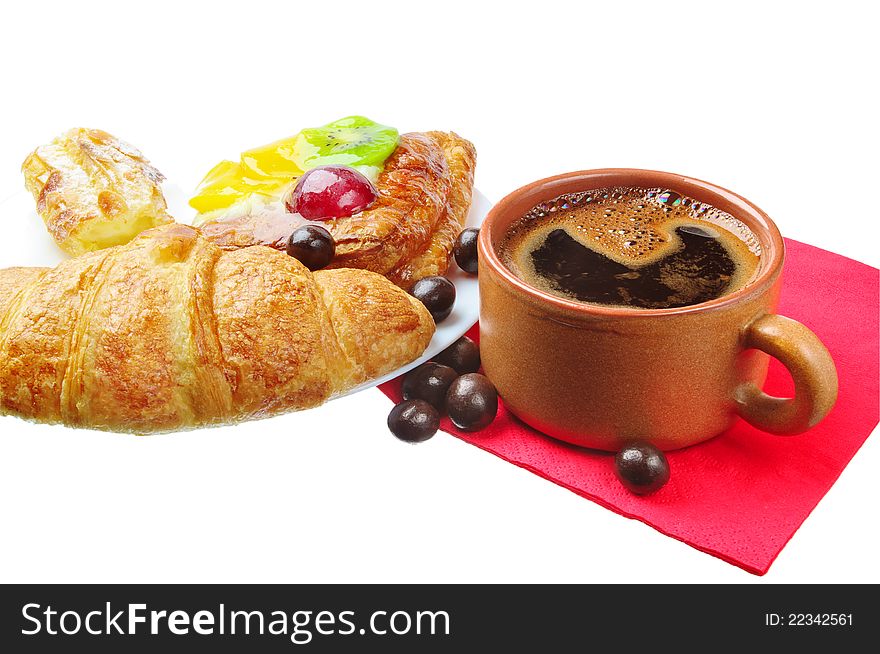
0;0;877;583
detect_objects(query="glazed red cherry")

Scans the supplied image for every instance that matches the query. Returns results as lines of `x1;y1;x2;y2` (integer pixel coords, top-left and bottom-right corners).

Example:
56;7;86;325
285;165;378;220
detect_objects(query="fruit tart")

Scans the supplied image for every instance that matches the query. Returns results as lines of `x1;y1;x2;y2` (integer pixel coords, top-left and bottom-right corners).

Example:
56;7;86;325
192;116;476;286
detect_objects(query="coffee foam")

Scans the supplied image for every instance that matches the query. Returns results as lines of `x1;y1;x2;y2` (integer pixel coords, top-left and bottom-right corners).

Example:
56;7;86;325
501;186;763;305
507;187;761;263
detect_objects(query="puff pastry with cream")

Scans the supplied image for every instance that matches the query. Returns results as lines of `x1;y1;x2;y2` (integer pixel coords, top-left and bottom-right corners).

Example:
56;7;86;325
21;128;174;256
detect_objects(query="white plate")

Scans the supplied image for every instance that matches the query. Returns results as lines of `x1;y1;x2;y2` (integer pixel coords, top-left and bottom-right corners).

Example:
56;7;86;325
0;185;490;397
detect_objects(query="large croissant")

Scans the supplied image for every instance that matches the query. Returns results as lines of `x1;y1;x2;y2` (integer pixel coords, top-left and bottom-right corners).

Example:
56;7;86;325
0;224;434;433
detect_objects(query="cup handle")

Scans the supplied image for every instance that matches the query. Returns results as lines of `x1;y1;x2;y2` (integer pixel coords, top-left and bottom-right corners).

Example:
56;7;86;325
734;314;838;435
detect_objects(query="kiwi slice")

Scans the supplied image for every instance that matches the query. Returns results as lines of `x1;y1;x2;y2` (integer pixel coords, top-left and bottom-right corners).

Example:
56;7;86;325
292;116;399;171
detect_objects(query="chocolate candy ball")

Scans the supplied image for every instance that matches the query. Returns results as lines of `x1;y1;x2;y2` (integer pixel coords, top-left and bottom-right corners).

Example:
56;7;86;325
387;399;440;443
446;373;498;431
286;225;335;271
409;276;456;323
401;362;458;411
453;228;480;274
614;442;670;495
434;336;480;374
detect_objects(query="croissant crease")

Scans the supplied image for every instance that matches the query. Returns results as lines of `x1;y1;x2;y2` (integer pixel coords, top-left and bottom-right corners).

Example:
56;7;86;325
0;224;434;433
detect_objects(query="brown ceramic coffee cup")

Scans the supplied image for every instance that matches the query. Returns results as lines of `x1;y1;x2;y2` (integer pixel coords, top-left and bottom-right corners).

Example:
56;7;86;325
478;169;838;451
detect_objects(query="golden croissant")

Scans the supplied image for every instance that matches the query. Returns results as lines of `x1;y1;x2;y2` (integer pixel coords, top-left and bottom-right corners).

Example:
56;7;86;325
0;224;434;433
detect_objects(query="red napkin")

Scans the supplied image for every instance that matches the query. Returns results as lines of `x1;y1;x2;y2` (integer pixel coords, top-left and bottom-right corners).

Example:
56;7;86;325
380;239;879;575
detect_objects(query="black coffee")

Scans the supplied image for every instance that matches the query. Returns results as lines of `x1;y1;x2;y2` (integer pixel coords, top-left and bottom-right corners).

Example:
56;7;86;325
501;187;761;310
